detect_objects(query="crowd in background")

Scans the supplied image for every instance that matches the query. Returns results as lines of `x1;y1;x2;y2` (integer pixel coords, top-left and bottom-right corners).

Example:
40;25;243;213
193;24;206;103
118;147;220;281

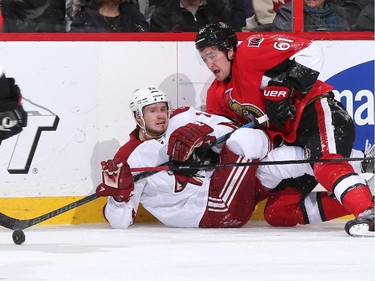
0;0;373;32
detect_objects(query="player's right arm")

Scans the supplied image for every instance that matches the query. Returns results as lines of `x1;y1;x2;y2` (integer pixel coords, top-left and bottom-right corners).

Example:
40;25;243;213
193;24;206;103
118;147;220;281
99;135;168;228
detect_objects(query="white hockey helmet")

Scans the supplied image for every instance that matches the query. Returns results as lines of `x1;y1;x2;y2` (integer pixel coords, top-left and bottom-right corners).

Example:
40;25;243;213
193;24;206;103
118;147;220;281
129;87;169;119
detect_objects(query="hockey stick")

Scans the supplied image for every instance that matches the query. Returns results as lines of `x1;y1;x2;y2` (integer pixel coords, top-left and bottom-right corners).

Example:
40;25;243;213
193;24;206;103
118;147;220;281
0;193;99;231
0;163;167;230
0;115;269;231
129;157;372;173
0;174;151;231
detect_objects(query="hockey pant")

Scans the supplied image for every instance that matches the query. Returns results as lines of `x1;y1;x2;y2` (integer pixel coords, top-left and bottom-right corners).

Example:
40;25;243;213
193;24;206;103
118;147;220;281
291;96;373;217
199;145;269;228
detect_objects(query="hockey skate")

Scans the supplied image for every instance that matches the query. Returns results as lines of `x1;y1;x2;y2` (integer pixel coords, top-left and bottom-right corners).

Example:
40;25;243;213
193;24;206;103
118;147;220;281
345;206;374;237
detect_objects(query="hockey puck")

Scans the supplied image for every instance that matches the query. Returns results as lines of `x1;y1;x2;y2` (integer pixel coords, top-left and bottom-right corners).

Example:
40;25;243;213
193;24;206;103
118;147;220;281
12;230;25;245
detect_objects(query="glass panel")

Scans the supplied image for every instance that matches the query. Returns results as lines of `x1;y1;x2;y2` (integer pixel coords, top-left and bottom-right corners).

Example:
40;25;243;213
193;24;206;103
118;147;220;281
0;1;373;33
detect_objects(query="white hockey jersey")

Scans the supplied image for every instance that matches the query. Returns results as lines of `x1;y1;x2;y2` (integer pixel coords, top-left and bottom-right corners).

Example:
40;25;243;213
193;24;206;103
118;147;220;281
104;107;235;228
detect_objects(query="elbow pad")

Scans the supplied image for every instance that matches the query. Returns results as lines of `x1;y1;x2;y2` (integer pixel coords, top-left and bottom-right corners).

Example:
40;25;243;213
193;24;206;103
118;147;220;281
286;60;320;95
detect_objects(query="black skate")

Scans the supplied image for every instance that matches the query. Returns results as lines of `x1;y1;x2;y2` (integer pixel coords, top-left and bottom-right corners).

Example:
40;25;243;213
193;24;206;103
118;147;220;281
345;206;374;237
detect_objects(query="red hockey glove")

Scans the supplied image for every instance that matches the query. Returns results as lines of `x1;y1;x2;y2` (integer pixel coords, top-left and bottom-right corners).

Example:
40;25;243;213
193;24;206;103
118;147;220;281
96;160;134;202
167;122;216;162
100;158;120;176
263;80;296;128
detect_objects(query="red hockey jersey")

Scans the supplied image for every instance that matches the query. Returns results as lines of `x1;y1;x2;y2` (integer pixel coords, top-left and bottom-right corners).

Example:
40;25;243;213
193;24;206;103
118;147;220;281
206;34;333;143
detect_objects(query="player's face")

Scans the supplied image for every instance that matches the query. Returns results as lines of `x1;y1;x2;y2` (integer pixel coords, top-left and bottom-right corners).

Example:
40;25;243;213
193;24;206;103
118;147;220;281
140;102;169;138
304;0;325;8
199;46;233;81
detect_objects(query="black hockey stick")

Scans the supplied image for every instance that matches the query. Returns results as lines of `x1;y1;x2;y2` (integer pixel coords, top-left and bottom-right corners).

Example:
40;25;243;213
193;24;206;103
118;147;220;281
0;193;99;230
0;164;157;230
0;164;166;230
0;155;372;230
130;157;371;173
0;166;163;230
0;116;269;231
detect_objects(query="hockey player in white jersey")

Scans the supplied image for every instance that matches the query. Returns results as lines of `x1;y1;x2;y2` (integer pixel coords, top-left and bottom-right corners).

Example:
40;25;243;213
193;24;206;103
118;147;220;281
97;87;269;228
96;87;373;234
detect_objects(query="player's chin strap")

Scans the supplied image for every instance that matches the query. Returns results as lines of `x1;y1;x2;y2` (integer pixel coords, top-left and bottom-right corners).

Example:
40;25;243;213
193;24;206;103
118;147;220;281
0;115;270;231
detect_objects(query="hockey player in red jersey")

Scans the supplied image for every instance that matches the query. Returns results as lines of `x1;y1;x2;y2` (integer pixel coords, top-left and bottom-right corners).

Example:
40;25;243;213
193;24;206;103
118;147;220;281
194;21;374;236
96;87;364;231
0;67;27;142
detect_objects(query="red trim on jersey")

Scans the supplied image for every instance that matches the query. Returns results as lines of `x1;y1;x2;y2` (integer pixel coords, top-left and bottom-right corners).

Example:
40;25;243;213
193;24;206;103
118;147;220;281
170;106;191;118
114;129;144;162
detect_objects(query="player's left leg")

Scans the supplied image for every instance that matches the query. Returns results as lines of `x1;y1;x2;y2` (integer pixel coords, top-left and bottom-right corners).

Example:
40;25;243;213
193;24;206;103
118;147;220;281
264;175;351;227
199;145;262;228
296;96;374;234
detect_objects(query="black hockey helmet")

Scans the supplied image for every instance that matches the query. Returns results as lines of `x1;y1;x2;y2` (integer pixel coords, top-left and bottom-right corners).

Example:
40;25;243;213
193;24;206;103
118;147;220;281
195;22;238;52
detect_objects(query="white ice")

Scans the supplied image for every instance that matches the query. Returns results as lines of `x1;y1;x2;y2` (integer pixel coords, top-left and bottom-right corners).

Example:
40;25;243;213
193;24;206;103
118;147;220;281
1;221;374;281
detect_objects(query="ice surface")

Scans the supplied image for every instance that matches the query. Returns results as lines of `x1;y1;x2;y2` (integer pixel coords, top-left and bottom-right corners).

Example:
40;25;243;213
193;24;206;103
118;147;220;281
1;221;374;281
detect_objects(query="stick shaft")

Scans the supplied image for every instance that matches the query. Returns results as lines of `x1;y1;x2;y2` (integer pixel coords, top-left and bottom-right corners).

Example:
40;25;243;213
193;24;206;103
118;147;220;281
0;194;99;230
131;157;369;173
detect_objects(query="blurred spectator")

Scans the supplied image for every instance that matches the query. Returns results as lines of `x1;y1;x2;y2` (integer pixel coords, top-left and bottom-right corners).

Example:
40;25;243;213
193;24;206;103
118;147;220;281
355;1;374;30
1;0;65;32
331;0;373;30
66;0;84;31
70;0;149;32
150;0;244;32
243;0;254;18
242;0;289;32
137;0;162;24
272;0;352;32
225;0;246;31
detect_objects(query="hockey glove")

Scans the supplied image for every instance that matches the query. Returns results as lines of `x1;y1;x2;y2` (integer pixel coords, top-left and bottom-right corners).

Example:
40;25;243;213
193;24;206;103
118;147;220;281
167;122;216;162
0;78;27;141
263;80;296;128
96;159;135;202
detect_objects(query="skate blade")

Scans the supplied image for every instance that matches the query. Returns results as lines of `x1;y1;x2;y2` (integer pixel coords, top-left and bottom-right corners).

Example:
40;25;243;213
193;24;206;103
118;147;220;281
347;223;375;237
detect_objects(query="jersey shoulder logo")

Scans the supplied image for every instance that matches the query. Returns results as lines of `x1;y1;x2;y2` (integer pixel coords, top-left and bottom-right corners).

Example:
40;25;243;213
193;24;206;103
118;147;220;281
224;88;264;122
247;36;264;48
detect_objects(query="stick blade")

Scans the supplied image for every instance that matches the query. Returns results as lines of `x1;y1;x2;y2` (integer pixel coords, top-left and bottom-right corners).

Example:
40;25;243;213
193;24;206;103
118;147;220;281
0;212;20;230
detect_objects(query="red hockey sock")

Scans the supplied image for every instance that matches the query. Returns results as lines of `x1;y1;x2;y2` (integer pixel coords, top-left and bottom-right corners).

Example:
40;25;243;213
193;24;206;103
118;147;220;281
341;185;374;217
313;154;355;193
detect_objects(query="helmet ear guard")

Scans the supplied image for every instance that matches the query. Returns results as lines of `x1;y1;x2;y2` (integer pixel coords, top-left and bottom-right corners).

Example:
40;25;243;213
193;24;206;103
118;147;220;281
195;21;238;52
